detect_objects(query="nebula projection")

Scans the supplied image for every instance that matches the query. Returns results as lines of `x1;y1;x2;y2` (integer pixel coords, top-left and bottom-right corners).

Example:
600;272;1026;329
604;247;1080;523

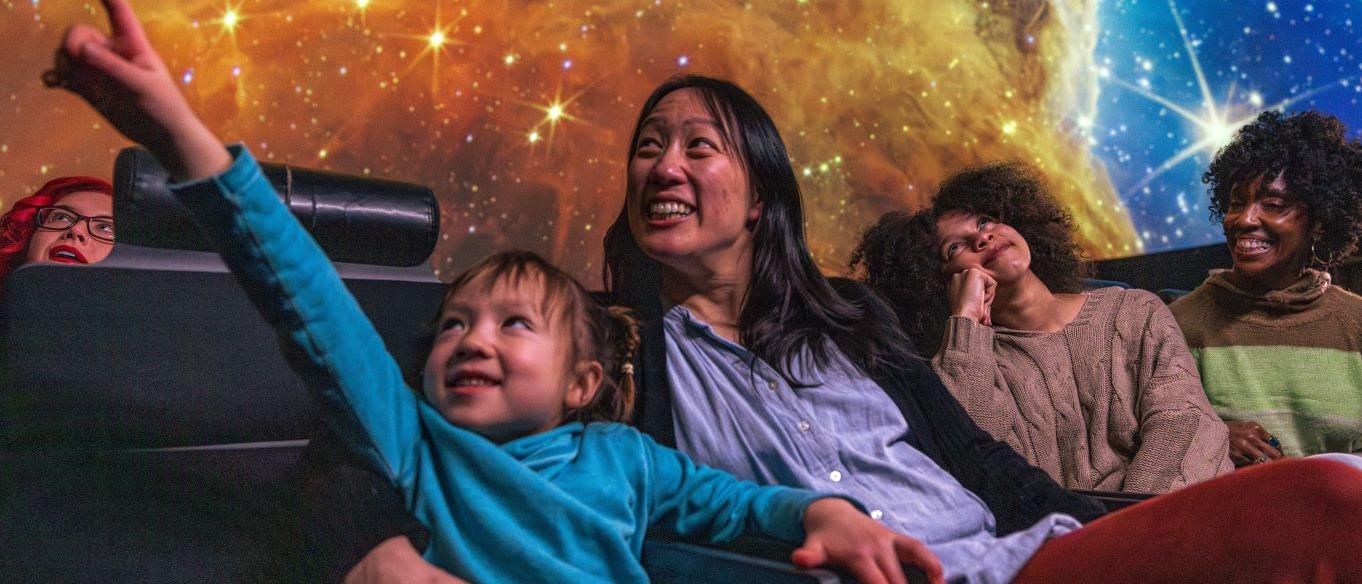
2;0;1359;284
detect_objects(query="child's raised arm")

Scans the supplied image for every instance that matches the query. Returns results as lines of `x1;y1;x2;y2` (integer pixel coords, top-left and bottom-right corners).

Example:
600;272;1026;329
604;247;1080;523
49;0;424;485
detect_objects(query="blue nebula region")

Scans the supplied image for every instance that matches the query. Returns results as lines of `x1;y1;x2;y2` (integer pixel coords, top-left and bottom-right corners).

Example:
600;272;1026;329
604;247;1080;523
1094;0;1362;254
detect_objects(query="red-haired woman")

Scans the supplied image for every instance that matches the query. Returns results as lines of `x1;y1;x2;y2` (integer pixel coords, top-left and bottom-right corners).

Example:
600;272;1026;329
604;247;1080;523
0;176;115;295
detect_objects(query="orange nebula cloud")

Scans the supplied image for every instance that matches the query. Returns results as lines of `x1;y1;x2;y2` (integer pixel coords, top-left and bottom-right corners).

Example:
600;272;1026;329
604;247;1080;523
0;0;1137;285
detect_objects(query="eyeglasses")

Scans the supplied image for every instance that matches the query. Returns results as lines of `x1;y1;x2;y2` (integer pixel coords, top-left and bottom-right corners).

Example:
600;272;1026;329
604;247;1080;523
34;206;116;243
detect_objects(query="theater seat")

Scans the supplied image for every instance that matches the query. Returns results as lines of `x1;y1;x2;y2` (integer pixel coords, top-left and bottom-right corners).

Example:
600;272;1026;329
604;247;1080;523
0;248;446;582
0;149;859;583
1157;288;1190;304
1071;490;1156;512
1082;278;1132;290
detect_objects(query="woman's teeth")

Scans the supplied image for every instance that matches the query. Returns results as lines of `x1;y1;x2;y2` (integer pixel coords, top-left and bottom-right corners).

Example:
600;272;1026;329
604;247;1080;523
453;376;498;387
1236;239;1272;253
648;201;695;220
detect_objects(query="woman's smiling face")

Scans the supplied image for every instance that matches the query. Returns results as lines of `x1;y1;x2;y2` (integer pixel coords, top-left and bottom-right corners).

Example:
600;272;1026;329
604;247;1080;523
1223;172;1314;292
625;88;761;272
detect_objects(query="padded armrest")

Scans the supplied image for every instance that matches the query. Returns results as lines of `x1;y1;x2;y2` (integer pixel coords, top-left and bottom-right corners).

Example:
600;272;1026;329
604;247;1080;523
1071;489;1155;512
113;147;439;267
644;534;842;584
643;532;933;584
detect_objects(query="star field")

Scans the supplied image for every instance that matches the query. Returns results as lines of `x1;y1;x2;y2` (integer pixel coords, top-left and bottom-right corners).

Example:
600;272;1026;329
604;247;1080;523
1095;0;1362;251
4;1;1350;285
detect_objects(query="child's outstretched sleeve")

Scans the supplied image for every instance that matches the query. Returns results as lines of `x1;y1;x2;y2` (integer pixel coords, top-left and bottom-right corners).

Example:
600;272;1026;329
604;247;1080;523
170;145;422;485
639;432;856;543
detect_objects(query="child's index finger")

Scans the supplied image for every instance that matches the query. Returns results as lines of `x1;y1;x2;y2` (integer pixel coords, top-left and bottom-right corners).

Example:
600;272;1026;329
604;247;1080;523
100;0;150;47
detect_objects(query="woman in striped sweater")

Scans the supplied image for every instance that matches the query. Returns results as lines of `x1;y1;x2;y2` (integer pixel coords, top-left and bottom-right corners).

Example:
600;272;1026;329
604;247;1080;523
1171;110;1362;465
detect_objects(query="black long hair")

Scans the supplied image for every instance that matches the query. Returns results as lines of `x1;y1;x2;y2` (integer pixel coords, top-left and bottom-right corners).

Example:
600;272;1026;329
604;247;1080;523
603;75;910;380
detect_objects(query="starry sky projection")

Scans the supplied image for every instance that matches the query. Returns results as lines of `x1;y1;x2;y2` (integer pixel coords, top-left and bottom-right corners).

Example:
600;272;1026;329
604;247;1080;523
1;1;1359;285
1096;0;1362;252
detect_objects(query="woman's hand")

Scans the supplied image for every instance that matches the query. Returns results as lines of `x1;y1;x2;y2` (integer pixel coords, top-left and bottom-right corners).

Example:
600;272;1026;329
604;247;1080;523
1226;420;1285;467
793;498;945;584
947;267;996;326
46;0;230;182
344;536;469;584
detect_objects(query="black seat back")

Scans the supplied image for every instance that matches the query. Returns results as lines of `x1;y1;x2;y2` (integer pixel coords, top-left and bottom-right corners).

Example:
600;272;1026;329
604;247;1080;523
0;252;446;582
3;146;446;582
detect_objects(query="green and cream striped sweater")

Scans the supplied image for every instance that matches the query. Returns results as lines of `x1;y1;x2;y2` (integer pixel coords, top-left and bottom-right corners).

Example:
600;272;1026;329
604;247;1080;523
1171;269;1362;457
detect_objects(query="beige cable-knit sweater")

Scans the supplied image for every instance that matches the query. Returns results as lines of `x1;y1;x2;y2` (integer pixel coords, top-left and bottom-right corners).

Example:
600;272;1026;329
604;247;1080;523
932;287;1233;493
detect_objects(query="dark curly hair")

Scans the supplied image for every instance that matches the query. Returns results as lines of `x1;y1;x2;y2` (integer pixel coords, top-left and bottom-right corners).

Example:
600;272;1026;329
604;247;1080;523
851;161;1088;354
1204;110;1362;267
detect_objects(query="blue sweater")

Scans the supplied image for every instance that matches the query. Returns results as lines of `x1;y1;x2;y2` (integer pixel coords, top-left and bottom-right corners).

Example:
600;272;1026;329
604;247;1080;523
170;146;831;583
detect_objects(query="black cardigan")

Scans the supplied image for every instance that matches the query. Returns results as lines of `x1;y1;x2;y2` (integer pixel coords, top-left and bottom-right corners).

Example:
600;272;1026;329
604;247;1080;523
301;279;1106;578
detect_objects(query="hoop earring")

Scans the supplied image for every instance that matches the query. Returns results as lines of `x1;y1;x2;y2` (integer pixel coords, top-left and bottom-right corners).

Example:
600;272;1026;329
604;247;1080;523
1310;241;1331;267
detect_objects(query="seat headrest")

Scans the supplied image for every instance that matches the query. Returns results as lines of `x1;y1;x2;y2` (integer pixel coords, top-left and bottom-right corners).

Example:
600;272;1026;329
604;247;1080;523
0;261;447;449
113;147;439;267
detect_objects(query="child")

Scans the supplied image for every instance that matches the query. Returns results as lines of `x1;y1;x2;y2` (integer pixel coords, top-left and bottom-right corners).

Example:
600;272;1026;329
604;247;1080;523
48;2;943;583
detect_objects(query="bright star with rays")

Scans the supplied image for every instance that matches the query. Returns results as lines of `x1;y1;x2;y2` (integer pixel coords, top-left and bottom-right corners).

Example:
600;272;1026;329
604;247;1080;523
1199;116;1240;153
522;87;591;150
209;1;249;45
1105;0;1348;197
390;1;462;94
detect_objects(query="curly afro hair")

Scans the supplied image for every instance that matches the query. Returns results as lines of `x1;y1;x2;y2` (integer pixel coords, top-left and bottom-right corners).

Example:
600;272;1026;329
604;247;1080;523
1204;110;1362;267
851;161;1088;354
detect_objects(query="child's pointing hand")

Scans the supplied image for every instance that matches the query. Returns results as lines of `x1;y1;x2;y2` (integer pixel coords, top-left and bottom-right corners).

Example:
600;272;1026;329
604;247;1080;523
46;0;230;182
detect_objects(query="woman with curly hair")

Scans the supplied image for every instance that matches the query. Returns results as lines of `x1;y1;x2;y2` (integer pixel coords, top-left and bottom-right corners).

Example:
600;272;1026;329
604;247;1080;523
1171;110;1362;465
853;161;1232;493
0;176;115;296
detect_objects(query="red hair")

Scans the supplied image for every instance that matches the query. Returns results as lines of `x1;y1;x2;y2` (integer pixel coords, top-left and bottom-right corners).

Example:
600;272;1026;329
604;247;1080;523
0;176;114;293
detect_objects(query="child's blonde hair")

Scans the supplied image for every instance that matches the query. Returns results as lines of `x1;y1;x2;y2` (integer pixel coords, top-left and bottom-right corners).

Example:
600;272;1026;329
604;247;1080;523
442;251;639;424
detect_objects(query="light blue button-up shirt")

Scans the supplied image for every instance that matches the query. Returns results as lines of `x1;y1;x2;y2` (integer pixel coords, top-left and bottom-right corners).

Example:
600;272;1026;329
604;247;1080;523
664;306;1079;583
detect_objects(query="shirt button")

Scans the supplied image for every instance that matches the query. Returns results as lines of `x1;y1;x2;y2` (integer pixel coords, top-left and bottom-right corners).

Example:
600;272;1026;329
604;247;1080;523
767;381;778;390
797;420;811;432
870;510;883;520
829;470;843;482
